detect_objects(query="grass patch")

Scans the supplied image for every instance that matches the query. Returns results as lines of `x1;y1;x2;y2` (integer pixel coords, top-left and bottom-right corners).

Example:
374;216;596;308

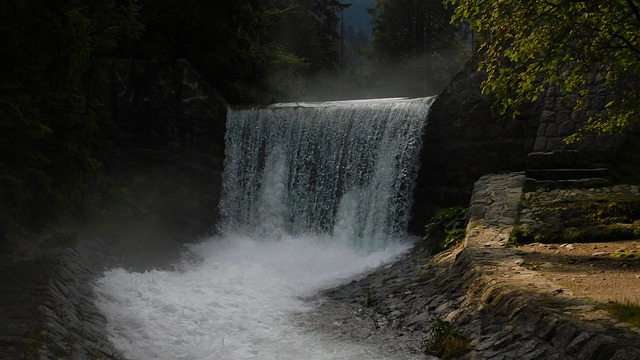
511;223;640;244
612;250;640;260
520;259;544;270
538;297;567;309
511;192;640;245
425;318;471;359
598;300;640;328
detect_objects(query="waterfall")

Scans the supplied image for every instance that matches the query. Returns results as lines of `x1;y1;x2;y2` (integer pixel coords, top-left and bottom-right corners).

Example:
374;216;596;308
221;97;436;249
93;97;435;360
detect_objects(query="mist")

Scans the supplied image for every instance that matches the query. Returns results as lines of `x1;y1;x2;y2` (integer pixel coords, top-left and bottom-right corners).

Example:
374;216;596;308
279;48;470;102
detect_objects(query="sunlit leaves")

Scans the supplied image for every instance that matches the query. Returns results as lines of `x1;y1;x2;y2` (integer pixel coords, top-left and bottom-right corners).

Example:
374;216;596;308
448;0;640;140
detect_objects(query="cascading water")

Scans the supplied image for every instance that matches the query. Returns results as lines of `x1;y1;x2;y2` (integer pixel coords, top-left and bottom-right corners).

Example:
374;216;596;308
93;97;436;360
222;97;435;248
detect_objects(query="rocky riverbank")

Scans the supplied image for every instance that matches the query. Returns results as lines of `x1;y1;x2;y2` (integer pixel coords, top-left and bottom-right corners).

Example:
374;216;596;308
304;173;640;359
4;172;640;359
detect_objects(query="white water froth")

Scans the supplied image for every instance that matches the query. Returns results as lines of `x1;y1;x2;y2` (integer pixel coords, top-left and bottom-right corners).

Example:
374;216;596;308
221;96;436;248
94;97;435;359
94;235;416;360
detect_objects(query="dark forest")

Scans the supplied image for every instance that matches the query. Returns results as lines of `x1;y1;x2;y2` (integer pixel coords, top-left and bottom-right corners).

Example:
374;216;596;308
0;0;467;234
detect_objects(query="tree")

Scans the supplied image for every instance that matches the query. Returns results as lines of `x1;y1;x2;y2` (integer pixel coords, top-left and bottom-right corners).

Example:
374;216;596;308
254;0;345;99
122;0;331;102
0;0;141;229
448;0;640;141
369;0;470;96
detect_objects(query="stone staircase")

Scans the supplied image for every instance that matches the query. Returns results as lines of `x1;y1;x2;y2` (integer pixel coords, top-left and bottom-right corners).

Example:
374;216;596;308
524;150;613;190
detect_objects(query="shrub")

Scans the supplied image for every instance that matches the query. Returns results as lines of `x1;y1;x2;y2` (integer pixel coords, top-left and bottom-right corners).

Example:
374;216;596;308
424;207;468;249
425;318;471;359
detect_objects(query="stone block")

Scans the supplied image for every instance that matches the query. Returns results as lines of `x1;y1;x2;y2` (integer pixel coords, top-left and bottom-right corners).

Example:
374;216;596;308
556;110;572;124
540;110;556;124
545;123;559;138
559;121;576;136
596;83;609;96
537;123;549;137
563;94;578;108
575;149;614;168
596;134;616;149
544;96;556;110
533;137;548;152
527;152;554;169
545;137;565;150
570;110;586;123
554;97;567;111
552;150;576;168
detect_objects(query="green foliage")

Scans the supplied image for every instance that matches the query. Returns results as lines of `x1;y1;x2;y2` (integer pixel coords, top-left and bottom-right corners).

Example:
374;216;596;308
424;207;468;249
598;300;640;328
369;0;471;95
124;0;341;102
511;223;640;245
512;192;640;244
425;318;471;359
448;0;640;140
0;0;142;231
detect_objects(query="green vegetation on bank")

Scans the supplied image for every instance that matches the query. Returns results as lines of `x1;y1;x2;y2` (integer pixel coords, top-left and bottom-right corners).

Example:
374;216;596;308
510;189;640;245
598;300;640;329
448;0;640;141
424;207;468;249
425;318;471;359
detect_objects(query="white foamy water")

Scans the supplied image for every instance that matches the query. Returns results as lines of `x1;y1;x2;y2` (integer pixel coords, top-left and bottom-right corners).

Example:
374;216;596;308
93;97;435;359
94;235;416;360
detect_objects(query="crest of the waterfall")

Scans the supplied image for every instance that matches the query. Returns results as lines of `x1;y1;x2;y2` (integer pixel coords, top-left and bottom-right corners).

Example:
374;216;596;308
221;97;436;250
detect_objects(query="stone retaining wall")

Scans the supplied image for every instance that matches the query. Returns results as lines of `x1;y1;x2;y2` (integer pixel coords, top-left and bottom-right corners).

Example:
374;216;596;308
410;59;541;234
456;173;640;359
33;240;124;359
313;173;640;359
15;173;640;359
533;75;621;153
526;74;633;187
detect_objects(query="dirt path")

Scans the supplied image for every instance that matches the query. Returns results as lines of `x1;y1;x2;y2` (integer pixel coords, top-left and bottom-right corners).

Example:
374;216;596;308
516;240;640;304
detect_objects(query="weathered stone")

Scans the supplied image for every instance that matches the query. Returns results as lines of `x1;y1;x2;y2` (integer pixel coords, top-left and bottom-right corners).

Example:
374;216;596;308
410;60;540;233
306;173;640;359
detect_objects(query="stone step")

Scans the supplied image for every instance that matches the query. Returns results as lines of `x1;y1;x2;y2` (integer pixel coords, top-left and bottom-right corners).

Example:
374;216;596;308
525;168;609;181
523;177;610;192
527;149;613;169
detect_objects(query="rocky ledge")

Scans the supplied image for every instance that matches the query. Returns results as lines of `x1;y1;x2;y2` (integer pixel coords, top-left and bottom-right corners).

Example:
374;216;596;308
305;172;640;359
5;173;640;359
